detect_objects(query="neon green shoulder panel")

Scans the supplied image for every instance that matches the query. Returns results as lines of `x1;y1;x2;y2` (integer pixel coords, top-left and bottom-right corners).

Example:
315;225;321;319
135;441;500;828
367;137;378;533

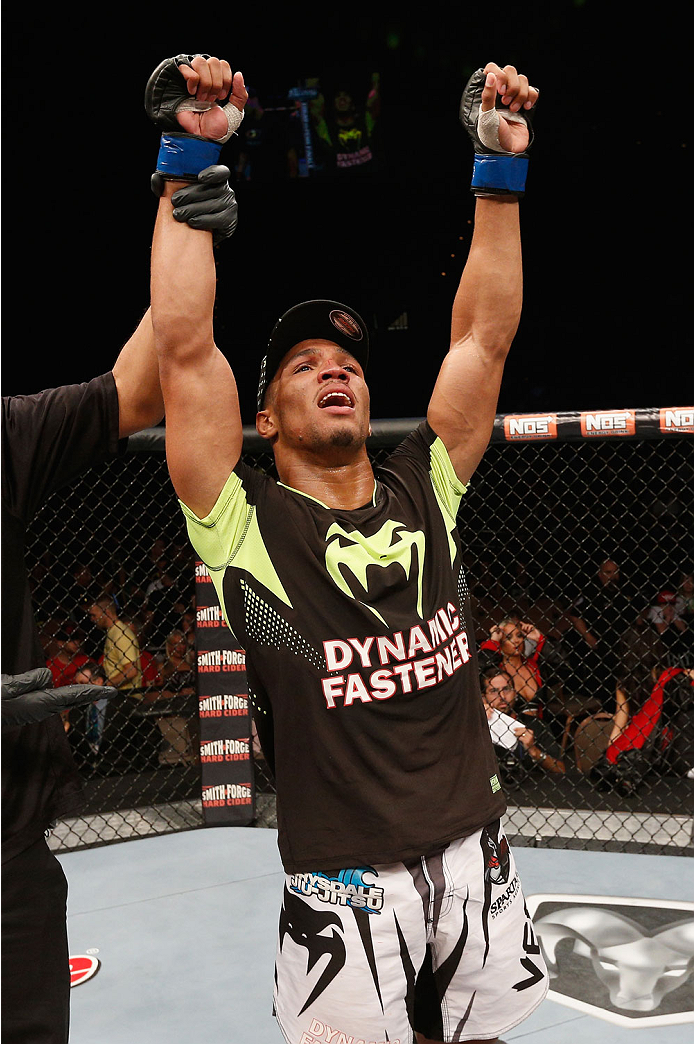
428;436;467;567
179;469;292;622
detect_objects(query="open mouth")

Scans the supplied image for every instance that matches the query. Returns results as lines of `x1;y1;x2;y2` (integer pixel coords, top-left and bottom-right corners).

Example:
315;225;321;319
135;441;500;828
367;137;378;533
317;390;354;412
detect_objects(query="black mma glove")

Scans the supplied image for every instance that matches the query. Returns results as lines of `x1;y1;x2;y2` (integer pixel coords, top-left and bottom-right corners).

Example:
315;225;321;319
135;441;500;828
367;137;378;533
144;54;244;182
1;668;117;731
151;164;239;245
459;68;535;197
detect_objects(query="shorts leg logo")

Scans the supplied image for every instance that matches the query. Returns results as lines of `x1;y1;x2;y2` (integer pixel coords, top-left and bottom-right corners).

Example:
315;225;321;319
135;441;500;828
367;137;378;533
290;866;385;914
279;885;346;1016
481;821;511;886
512;910;545;992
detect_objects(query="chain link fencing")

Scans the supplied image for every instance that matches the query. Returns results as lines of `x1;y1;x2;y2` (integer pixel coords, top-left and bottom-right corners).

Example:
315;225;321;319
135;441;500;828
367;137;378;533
26;411;693;856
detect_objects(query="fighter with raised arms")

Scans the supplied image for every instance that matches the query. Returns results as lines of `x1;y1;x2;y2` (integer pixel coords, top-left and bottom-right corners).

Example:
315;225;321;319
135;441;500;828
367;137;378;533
148;52;546;1044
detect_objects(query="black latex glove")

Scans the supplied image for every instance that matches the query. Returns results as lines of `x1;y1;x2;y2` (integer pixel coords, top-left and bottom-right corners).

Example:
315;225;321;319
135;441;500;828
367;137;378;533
1;668;118;730
151;164;238;245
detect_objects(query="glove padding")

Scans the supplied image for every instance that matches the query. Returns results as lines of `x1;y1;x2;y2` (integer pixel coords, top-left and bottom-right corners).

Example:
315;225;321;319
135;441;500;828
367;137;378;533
1;668;117;730
145;54;244;144
460;67;535;196
151;165;238;244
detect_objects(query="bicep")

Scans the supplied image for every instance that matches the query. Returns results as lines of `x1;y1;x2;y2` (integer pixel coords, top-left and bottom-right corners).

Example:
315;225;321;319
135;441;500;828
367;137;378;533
427;337;506;485
112;308;165;437
160;346;243;518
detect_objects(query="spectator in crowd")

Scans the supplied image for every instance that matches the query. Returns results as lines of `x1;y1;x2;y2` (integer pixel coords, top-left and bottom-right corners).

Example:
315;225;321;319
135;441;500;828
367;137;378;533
87;596;142;696
647;588;687;633
614;622;667;734
159;628;196;696
38;617;70;664
144;555;171;600
66;561;103;618
45;626;90;688
645;588;691;666
590;666;694;793
571;621;665;775
144;556;191;651
113;608;160;695
73;661;110;757
481;665;565;776
565;556;638;651
152;628;198;766
479;614;567;716
310;71;381;177
560;556;641;710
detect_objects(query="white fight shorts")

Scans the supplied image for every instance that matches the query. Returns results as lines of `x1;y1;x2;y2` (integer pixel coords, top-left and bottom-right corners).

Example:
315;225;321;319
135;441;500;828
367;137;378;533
274;819;548;1043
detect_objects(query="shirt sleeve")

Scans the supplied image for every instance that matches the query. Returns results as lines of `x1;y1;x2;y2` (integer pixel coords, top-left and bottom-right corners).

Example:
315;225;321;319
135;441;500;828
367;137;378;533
1;373;121;524
388;420;467;521
179;463;256;572
428;428;468;521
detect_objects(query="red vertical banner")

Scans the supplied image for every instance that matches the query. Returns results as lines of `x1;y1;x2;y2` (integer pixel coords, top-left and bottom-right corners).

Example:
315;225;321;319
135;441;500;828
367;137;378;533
194;560;255;825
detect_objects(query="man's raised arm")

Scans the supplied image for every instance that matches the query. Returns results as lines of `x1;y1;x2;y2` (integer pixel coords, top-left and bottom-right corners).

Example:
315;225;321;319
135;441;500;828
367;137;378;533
148;55;248;519
428;63;539;485
111;308;163;438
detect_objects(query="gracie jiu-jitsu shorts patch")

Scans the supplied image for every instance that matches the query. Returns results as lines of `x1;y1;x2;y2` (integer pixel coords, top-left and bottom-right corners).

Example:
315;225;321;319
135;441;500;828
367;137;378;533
273;819;548;1043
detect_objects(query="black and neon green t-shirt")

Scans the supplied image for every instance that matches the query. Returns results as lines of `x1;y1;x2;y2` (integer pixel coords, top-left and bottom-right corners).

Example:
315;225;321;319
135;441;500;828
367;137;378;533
182;421;505;873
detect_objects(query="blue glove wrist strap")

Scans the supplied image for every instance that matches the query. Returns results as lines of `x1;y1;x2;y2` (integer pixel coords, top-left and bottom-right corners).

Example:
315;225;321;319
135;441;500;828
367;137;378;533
156;133;222;179
471;154;528;194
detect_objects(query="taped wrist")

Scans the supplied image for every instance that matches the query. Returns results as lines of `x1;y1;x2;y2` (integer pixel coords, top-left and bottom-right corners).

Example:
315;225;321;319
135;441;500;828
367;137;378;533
156;133;224;181
471;154;528;196
471;107;530;196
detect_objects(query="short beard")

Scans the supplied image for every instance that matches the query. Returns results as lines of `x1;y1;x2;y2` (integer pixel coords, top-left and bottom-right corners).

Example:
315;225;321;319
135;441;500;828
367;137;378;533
328;427;360;448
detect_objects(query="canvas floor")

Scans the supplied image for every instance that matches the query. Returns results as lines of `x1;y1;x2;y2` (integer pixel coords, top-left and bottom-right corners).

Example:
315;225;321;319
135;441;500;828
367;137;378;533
59;827;694;1043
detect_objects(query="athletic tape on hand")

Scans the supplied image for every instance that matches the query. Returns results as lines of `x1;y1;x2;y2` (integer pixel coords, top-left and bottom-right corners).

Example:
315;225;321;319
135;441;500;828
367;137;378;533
174;97;244;143
477;107;528;154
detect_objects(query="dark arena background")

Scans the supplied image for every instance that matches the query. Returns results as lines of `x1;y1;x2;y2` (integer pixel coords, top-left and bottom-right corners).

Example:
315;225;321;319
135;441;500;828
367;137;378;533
3;5;694;1043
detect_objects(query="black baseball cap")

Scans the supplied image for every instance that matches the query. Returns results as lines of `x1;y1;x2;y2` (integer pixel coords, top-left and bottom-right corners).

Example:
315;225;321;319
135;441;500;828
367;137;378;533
257;299;369;410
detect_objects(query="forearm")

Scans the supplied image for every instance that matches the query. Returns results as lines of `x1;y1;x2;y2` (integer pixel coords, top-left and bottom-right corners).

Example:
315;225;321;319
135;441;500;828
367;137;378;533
151;181;217;365
610;688;630;743
528;743;565;774
110;662;139;687
149;176;243;517
450;197;522;356
426;197;522;480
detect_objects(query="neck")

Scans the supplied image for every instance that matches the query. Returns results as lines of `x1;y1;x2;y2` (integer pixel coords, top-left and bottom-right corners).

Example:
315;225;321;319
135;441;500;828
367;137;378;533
276;448;375;510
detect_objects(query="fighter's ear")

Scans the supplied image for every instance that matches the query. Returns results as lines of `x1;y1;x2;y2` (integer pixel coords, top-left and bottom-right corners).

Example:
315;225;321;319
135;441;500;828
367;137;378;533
256;409;276;440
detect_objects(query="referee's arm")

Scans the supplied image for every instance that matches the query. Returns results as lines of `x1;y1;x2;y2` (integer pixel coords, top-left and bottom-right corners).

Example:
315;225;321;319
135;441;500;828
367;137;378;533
112;307;165;438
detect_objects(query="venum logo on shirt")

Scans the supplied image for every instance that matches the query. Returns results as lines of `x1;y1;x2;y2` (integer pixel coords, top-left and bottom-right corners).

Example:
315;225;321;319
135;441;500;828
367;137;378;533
324;519;426;625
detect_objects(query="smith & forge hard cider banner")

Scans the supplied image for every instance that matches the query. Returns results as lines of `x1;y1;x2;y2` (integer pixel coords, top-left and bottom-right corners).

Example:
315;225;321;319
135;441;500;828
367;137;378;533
194;559;255;825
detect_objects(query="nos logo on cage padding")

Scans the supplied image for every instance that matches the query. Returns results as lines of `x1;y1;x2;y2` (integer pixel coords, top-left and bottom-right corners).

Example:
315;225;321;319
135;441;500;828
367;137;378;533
526;894;694;1027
